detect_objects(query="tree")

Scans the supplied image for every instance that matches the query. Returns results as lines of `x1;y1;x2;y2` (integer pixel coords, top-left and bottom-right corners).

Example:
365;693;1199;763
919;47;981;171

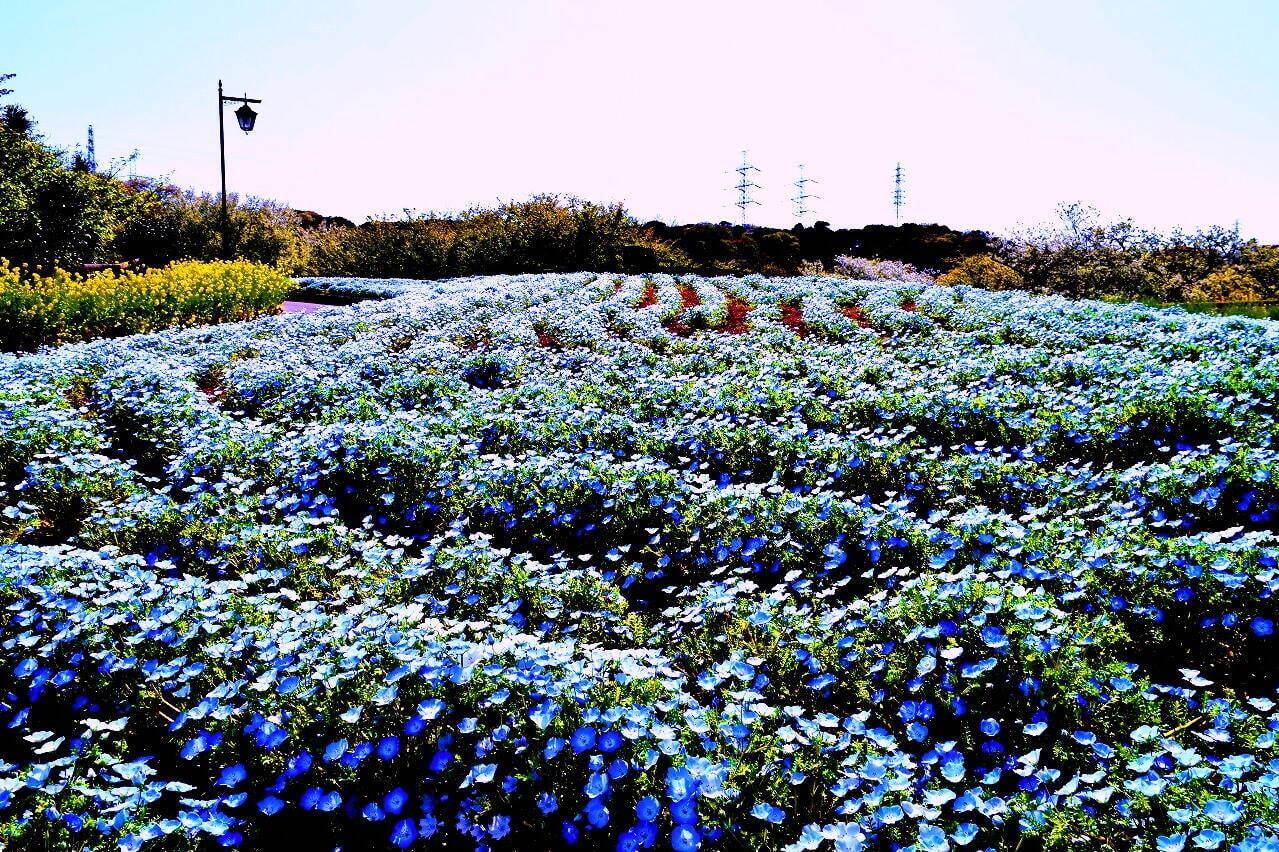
0;120;140;267
2;104;33;136
994;203;1159;298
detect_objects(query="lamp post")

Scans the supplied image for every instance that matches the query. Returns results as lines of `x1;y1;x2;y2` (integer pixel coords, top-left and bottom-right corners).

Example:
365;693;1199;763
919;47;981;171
217;80;262;259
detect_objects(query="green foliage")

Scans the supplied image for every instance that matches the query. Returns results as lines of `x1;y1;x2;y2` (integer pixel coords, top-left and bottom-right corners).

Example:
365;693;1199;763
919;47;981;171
0;125;143;268
114;186;312;273
1184;266;1265;303
300;195;663;278
936;253;1025;290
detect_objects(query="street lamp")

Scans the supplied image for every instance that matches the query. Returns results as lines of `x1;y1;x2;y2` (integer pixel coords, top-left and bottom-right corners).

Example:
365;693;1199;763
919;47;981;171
218;80;262;258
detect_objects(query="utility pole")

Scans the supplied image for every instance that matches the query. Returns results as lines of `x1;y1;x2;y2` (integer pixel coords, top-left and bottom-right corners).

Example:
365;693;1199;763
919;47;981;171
792;163;820;223
893;161;905;222
732;150;761;225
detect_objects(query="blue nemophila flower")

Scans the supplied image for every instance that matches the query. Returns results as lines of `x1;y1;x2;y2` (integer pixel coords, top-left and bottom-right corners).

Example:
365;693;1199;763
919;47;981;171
1194;829;1226;849
389;818;417;848
377;736;400;760
1250;617;1274;636
586;771;609;798
953;823;979;845
671;797;698;825
429;750;452;772
672;825;701;852
918;824;949;852
215;764;247;788
586;798;610;828
530;699;558;729
1203;799;1243;825
599;730;623;753
751;803;785;823
323;738;347;762
464;763;497;786
636;795;660;822
417;698;445;719
571;726;597;753
822;542;846;569
384;788;409;815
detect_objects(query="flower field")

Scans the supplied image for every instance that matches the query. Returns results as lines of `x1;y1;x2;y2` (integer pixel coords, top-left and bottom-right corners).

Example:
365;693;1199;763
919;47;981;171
3;271;1279;852
0;261;293;351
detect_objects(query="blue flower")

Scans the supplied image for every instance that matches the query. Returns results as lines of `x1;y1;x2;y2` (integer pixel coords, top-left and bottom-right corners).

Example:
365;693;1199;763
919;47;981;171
389;818;417;848
377;736;400;760
636;796;660;822
571;726;597;753
323;738;348;762
919;824;948;852
751;803;785;823
1202;799;1243;824
586;771;609;798
671;797;697;825
257;796;284;815
384;788;409;815
672;825;701;852
216;764;247;788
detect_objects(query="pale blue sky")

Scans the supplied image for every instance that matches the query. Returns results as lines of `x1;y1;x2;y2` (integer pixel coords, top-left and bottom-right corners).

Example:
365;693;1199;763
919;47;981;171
7;0;1279;238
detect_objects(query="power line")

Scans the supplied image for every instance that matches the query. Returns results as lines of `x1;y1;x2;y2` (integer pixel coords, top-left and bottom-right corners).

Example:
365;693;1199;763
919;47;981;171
792;163;820;223
893;161;905;223
731;149;761;224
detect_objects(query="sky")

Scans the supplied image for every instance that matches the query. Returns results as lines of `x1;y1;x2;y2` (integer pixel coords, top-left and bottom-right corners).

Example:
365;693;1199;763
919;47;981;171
7;0;1279;238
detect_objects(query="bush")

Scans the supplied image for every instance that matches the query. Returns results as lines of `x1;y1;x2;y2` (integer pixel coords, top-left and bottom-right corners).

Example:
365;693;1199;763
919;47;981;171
299;196;662;279
935;254;1024;290
991;203;1273;303
0;259;292;350
1241;244;1279;298
831;255;935;285
113;187;314;274
0;125;143;268
1184;266;1266;303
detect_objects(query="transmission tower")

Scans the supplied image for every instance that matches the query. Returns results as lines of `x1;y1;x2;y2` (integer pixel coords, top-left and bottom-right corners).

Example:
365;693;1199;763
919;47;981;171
86;125;97;172
893;161;905;222
792;163;820;223
732;150;761;224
